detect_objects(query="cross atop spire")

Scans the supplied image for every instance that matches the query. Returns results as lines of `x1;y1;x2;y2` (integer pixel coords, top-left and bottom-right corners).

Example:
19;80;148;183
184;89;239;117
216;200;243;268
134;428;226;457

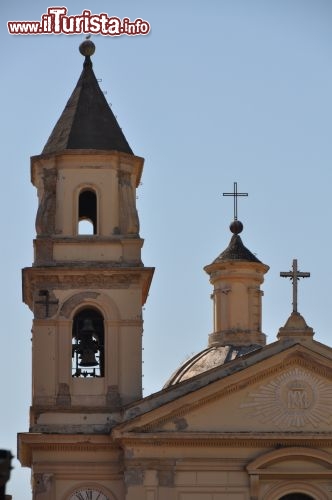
280;259;310;313
223;182;248;221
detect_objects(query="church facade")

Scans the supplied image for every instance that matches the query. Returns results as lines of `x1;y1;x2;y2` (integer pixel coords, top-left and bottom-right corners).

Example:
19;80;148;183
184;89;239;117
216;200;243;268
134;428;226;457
18;41;332;500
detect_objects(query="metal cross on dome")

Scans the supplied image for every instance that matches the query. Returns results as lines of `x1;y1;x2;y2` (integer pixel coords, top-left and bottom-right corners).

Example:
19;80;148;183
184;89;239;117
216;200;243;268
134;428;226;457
280;259;310;313
223;182;248;221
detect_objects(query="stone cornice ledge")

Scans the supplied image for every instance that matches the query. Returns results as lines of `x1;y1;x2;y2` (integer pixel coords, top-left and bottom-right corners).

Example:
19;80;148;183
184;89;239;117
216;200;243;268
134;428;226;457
114;431;332;448
18;433;118;467
22;266;154;306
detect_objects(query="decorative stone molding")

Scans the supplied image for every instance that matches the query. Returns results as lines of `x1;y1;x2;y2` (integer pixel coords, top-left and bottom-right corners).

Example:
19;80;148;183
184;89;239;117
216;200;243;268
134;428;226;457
22;267;154;308
31;149;144;185
247;448;332;500
59;292;100;318
119;434;332;449
248;446;332;471
209;329;266;347
261;481;330;500
19;434;120;467
30;273;137;288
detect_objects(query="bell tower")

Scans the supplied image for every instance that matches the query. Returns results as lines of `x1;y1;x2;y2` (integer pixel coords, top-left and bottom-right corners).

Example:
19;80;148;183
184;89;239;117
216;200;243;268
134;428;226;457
18;41;154;499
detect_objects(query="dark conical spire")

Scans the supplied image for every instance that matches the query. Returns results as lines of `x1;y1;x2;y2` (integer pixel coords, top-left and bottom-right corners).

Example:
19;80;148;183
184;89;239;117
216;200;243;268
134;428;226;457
42;40;133;155
211;219;262;264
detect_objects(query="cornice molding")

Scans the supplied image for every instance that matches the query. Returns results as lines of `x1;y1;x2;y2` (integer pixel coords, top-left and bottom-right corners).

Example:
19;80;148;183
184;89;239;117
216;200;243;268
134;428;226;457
31;149;145;187
22;266;154;307
123;457;246;470
18;433;119;467
118;433;332;449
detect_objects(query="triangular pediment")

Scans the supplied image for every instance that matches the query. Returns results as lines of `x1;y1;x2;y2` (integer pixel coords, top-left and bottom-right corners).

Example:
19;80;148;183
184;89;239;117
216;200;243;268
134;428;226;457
114;341;332;440
157;362;332;434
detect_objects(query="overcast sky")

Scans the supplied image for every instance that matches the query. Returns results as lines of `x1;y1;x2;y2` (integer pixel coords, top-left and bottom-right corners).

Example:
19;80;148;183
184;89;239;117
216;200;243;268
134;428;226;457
2;1;332;498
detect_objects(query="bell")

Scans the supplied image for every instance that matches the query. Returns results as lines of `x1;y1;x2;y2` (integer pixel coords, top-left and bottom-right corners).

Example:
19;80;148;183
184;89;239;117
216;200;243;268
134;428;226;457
80;318;95;335
77;318;99;367
79;344;98;367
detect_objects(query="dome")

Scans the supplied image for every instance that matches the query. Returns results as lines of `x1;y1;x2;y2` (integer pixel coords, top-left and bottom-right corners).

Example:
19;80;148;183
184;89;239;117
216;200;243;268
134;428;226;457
164;344;262;387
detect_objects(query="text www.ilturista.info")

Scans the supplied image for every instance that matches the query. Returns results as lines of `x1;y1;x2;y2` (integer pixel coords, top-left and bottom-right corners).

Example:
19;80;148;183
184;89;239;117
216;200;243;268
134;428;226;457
7;7;150;36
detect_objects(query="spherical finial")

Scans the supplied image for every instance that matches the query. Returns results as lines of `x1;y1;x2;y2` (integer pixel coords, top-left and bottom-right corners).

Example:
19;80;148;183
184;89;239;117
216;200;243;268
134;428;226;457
230;220;243;235
79;39;95;57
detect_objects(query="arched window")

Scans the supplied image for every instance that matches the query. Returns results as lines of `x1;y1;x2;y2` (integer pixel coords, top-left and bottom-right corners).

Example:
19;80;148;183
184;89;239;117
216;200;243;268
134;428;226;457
280;494;314;500
72;308;104;378
78;189;97;235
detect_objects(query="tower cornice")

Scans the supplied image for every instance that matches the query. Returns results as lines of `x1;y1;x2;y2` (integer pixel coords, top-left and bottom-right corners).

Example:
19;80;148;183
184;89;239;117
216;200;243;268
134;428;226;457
22;266;154;309
31;149;145;188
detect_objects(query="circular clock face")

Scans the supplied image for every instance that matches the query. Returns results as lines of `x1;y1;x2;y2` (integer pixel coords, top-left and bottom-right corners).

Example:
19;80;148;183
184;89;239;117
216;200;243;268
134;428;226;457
68;488;109;500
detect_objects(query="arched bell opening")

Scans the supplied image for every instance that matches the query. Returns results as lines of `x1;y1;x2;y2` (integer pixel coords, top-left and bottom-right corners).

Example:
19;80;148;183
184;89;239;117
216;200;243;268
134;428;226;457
72;308;104;378
78;189;97;235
